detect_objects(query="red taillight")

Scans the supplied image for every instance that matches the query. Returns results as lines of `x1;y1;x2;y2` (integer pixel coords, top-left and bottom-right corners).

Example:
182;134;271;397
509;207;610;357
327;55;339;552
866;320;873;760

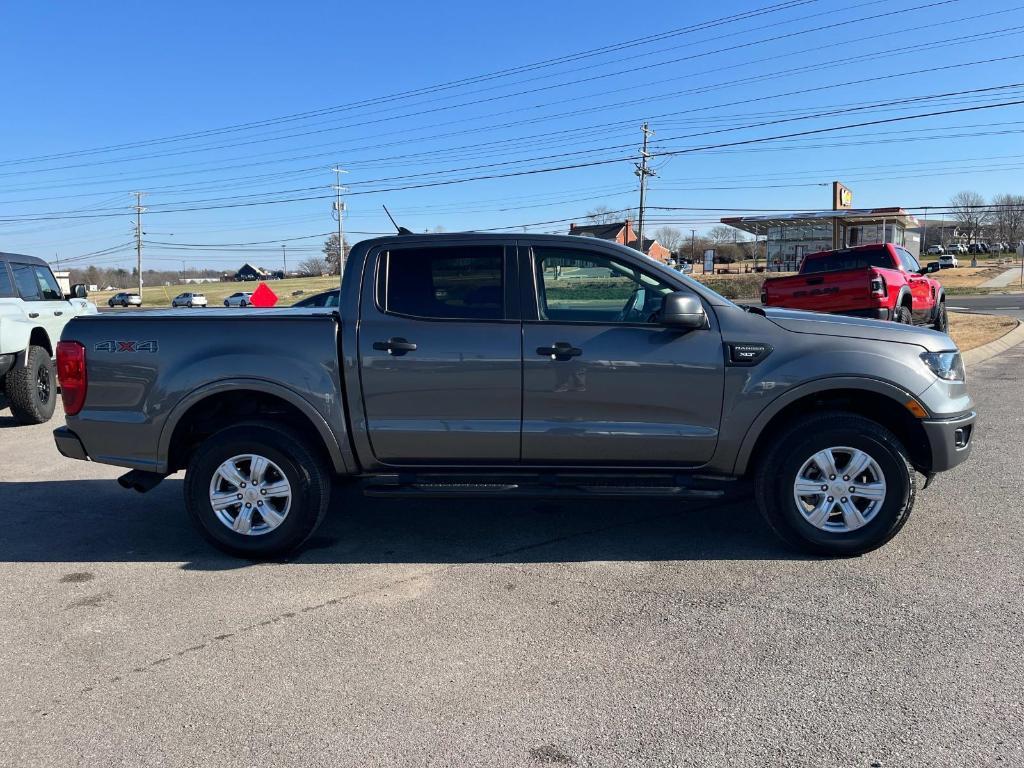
870;274;887;298
56;341;87;416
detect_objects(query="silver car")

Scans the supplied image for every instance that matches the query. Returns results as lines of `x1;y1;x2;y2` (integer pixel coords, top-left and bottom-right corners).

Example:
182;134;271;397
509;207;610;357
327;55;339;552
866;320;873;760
171;292;208;308
107;292;143;308
223;292;253;307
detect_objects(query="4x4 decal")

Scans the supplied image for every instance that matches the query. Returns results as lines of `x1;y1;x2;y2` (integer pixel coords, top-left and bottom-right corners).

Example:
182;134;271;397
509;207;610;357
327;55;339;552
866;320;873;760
94;340;159;353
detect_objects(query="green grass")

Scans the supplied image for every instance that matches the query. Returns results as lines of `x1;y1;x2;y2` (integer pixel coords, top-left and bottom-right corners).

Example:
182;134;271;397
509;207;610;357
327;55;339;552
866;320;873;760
92;276;341;307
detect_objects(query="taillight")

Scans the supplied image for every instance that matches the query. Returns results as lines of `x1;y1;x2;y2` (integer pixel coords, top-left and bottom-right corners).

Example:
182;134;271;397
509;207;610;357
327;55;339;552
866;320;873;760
870;274;887;298
56;341;87;416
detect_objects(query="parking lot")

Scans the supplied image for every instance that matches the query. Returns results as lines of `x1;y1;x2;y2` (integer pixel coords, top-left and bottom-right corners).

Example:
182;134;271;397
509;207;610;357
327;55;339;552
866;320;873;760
0;345;1020;767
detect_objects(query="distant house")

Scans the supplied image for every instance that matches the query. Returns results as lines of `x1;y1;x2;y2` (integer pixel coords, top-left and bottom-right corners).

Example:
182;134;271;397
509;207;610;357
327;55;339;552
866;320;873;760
568;219;636;245
235;263;283;281
568;219;671;263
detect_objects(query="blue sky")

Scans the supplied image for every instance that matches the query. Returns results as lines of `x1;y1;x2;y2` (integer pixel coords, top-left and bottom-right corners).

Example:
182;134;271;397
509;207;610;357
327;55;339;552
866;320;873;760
2;0;1024;271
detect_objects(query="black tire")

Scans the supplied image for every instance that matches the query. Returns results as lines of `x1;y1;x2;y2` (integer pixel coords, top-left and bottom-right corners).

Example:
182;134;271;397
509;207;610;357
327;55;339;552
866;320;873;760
754;411;916;557
932;300;948;333
121;301;128;308
187;301;193;308
108;300;114;308
240;300;247;307
894;304;912;324
6;345;57;425
184;422;331;559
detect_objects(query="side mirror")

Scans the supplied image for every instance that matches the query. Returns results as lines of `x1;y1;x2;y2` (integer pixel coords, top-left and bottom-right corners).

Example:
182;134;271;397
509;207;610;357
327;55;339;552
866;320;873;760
660;291;707;329
69;283;88;299
919;263;939;275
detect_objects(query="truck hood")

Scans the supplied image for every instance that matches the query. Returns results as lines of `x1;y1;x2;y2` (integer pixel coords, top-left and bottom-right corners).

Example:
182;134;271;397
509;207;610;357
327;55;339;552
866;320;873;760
763;307;956;352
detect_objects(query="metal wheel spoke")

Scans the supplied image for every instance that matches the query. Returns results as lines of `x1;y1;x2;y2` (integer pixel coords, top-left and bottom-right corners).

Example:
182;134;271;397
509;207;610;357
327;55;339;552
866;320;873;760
795;480;825;496
210;491;240;512
261;480;290;498
805;499;832;528
219;461;247;489
838;498;866;529
249;456;269;485
843;449;872;481
851;482;885;501
259;506;285;528
812;449;839;478
232;506;255;534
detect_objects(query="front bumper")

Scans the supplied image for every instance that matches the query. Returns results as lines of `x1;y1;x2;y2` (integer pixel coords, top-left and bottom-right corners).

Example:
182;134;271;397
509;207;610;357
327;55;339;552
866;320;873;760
53;426;90;462
921;411;975;472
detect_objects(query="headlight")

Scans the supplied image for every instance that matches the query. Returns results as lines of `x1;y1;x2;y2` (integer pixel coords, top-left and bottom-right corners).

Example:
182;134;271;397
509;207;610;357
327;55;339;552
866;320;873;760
920;351;965;381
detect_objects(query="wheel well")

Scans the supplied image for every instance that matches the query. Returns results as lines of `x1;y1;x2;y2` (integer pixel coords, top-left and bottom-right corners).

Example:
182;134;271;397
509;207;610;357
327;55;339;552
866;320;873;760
746;388;931;476
900;291;913;309
29;327;52;356
167;390;331;473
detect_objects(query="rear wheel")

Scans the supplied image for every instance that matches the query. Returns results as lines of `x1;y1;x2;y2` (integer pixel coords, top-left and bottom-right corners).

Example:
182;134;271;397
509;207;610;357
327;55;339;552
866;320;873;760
187;301;193;308
894;304;912;324
240;300;247;307
932;300;948;333
184;422;331;559
6;345;57;424
754;411;916;556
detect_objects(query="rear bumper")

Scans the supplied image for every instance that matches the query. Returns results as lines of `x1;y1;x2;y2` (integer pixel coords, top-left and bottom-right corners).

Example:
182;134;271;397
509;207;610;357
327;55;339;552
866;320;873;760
922;411;975;472
53;426;90;462
841;307;891;321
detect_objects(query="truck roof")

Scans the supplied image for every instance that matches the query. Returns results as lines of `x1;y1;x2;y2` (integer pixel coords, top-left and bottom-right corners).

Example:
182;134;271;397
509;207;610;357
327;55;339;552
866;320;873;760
0;252;48;267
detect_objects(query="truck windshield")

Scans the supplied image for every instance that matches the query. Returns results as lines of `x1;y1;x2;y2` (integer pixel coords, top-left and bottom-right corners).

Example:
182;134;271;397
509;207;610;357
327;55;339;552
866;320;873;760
801;247;893;274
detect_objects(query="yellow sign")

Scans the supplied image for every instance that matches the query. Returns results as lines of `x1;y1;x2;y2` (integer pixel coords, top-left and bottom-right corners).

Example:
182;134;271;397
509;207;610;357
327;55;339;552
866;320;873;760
833;181;853;210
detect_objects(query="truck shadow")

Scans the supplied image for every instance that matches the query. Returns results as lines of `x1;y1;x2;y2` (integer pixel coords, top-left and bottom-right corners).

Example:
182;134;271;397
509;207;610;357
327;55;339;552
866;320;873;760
0;478;805;567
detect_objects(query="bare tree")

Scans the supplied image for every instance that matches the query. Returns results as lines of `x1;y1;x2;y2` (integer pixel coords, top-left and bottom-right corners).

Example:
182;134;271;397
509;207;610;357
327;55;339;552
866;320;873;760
652;226;683;254
990;193;1024;245
949;191;991;244
323;233;351;275
298;256;329;276
586;205;619;225
706;225;739;244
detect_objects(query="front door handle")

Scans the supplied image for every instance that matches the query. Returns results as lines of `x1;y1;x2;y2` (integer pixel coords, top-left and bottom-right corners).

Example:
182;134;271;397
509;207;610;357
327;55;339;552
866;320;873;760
536;342;582;360
373;337;417;356
54;311;64;316
28;312;39;318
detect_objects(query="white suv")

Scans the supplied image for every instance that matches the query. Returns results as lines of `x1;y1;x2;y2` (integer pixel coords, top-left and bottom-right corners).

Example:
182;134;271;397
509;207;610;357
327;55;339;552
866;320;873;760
171;292;208;308
939;254;959;269
0;252;97;423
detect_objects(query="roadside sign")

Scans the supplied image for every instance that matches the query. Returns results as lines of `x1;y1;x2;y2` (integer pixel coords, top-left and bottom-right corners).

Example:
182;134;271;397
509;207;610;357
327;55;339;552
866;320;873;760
703;249;715;274
249;282;278;308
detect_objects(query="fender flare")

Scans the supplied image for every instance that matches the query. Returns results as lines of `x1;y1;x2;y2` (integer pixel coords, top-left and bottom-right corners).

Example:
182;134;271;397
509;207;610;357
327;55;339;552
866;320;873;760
157;377;351;475
895;285;913;311
731;375;924;476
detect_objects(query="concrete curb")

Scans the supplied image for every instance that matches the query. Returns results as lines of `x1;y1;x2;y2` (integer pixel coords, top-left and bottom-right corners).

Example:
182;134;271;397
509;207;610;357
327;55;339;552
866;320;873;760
959;315;1024;366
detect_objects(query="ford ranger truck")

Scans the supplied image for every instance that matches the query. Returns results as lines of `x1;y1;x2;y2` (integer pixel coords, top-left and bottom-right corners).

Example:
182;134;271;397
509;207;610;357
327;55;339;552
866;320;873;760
52;234;975;559
760;243;947;331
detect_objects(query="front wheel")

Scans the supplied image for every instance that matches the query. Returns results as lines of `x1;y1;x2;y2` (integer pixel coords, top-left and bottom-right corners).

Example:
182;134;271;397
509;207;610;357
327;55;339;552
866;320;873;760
184;422;331;559
754;412;916;556
6;345;57;424
240;300;247;307
187;302;193;308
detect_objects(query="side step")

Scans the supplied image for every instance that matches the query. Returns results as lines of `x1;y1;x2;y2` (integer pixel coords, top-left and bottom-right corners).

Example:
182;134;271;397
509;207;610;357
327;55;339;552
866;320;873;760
361;472;740;500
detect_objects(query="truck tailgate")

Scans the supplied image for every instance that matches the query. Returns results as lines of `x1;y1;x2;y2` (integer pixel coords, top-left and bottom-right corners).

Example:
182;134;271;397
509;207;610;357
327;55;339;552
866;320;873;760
763;267;874;313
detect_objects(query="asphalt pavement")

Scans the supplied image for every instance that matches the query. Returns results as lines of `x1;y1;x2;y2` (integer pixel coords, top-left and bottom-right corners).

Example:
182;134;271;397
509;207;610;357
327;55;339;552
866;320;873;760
945;293;1024;320
0;349;1022;767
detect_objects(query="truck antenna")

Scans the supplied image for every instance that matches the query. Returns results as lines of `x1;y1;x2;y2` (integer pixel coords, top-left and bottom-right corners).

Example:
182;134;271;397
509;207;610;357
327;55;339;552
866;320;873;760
382;205;413;235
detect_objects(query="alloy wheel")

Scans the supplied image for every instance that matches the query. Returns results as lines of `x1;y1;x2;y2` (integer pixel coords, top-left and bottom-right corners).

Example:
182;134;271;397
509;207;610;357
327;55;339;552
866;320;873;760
793;446;886;533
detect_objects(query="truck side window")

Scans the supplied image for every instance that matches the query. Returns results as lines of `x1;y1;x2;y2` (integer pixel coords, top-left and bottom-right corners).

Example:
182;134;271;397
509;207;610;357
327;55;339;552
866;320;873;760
378;246;505;320
33;266;64;300
11;263;42;301
0;263;14;297
533;247;673;324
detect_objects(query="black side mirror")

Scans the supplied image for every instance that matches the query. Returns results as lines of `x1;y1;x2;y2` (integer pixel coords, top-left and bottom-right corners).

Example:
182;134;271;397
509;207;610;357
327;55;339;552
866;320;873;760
69;283;88;298
661;291;707;329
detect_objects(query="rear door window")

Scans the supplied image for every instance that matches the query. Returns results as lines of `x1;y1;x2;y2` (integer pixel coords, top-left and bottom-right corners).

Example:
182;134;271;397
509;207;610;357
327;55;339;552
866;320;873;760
11;263;42;300
377;246;508;320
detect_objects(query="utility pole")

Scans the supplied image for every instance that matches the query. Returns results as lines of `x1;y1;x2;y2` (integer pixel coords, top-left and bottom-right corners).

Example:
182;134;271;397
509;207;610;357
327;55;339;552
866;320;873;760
282;244;287;275
133;192;146;296
331;166;348;281
634;122;655;252
691;229;697;269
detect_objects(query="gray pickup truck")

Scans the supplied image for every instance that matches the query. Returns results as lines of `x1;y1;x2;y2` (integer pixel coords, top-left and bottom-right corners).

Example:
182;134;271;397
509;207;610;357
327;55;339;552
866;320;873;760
53;234;975;559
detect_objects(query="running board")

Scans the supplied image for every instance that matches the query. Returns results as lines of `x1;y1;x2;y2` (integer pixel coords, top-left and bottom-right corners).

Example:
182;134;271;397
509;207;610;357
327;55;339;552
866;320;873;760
361;472;738;499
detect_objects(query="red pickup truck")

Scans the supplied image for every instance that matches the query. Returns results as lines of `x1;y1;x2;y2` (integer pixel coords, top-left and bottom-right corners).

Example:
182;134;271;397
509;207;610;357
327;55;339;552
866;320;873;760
760;243;947;332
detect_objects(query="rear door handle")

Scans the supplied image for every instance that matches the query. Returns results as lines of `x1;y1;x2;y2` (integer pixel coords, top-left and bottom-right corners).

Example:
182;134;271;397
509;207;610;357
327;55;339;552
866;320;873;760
373;337;417;355
28;312;39;318
536;342;582;360
54;311;64;316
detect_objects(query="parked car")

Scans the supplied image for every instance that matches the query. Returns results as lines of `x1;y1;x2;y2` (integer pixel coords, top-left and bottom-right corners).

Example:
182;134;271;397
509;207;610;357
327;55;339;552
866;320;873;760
0;252;97;424
938;254;959;269
925;245;945;256
107;292;143;308
55;234;975;560
171;292;208;308
760;243;947;331
292;290;338;308
224;292;253;308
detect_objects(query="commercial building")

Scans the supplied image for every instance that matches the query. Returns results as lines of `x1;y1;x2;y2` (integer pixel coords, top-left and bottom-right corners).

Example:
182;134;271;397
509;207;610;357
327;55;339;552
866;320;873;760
720;182;921;271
